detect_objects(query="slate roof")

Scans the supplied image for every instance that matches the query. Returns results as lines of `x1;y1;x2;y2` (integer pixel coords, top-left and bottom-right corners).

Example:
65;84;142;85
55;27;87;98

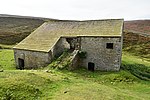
13;19;124;52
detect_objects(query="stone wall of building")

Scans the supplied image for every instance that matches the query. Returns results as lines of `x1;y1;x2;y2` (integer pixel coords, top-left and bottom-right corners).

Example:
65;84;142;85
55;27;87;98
14;36;122;70
80;36;122;71
51;37;70;58
14;49;52;69
69;50;80;70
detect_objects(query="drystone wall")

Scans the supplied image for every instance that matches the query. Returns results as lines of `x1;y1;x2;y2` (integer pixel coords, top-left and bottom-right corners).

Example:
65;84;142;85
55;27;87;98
14;49;52;69
80;36;122;71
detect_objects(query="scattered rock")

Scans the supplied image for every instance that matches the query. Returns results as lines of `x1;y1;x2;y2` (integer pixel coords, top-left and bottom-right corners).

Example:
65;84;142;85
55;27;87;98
45;70;49;73
64;91;68;94
0;70;4;72
64;77;69;80
45;70;55;74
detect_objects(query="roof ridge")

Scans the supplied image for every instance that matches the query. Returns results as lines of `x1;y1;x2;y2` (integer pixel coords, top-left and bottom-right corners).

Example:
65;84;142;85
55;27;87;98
47;19;124;23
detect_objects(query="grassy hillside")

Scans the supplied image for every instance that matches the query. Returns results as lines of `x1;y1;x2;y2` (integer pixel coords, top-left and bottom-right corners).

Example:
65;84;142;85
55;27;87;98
1;69;149;100
0;49;150;100
123;42;150;60
123;20;150;60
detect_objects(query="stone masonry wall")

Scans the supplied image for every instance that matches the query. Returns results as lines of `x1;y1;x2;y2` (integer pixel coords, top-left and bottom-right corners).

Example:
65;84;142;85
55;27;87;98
69;50;80;70
80;37;122;71
14;49;52;69
51;37;70;58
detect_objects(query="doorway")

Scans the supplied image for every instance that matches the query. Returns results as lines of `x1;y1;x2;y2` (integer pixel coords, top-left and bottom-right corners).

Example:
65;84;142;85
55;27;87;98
66;38;75;50
18;58;24;70
88;62;95;71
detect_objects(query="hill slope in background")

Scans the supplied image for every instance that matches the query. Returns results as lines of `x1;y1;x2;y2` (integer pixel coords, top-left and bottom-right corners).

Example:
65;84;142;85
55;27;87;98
0;14;59;45
0;17;44;44
124;20;150;34
123;20;150;59
0;14;54;20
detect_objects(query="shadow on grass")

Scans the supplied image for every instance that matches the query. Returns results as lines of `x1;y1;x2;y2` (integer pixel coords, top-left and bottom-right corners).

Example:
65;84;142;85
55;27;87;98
121;62;150;81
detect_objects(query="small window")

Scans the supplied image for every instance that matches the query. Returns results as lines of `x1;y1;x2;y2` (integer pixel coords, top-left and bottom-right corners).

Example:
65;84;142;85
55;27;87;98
106;43;113;49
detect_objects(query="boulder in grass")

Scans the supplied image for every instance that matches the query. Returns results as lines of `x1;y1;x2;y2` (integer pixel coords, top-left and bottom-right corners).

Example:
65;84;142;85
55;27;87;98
0;69;3;72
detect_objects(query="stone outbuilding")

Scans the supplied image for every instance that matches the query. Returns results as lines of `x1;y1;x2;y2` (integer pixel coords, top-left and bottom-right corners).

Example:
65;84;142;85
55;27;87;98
13;19;124;71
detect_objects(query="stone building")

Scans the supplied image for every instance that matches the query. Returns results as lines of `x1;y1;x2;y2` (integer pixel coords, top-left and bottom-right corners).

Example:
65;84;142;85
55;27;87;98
13;19;124;71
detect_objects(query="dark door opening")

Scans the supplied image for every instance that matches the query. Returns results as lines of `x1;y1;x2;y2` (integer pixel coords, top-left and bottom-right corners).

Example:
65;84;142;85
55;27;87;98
66;38;75;50
88;62;95;71
18;58;24;70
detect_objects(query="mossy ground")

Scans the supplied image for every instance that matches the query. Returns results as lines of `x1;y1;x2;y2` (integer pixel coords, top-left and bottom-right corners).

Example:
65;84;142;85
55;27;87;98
0;49;150;100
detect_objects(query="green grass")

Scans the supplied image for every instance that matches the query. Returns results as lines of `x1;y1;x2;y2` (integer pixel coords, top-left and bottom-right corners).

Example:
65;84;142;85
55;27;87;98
122;51;150;66
123;42;150;61
0;49;15;70
0;49;150;100
122;52;150;81
0;70;62;100
1;69;150;100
